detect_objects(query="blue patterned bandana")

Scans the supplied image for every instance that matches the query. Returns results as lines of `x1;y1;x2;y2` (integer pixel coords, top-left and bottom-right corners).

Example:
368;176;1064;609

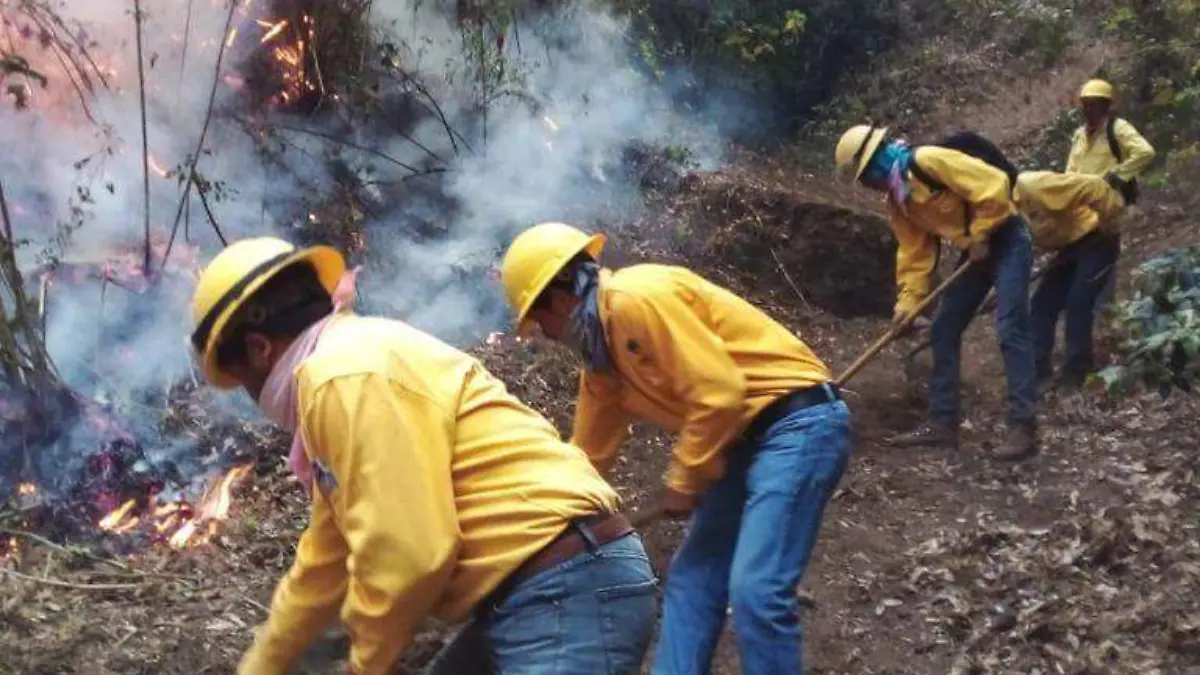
863;140;913;206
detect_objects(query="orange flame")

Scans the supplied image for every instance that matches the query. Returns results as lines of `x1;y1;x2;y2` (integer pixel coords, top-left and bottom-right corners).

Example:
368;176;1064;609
147;155;169;178
95;464;254;550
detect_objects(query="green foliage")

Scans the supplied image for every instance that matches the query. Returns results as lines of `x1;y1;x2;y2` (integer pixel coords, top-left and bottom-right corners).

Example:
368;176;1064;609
1099;0;1200;186
1016;107;1079;171
615;0;898;136
939;0;1077;66
1095;245;1200;397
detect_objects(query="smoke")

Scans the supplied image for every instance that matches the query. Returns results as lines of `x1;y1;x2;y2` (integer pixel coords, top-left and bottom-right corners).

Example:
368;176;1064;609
0;0;730;491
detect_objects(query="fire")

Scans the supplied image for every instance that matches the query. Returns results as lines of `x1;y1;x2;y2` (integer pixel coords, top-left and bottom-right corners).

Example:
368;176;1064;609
147;155;169;178
97;464;253;550
259;19;289;44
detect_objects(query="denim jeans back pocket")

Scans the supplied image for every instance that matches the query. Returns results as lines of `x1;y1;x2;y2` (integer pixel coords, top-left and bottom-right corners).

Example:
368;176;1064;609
486;577;567;674
596;579;658;673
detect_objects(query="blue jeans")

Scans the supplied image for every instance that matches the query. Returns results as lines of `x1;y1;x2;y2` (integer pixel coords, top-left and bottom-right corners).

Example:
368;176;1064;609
1031;231;1120;379
475;532;657;674
652;400;853;675
929;216;1038;427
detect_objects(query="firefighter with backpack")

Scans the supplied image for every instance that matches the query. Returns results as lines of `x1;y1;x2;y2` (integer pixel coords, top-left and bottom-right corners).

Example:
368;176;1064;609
834;125;1039;460
1015;170;1125;388
1068;79;1156;315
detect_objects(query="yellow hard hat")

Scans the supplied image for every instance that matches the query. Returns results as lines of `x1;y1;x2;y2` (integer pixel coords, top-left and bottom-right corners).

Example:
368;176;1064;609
189;236;345;389
500;222;606;334
1080;79;1114;101
834;124;889;182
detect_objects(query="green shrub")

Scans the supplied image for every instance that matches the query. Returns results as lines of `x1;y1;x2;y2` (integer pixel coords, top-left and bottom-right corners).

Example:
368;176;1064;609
616;0;899;137
1095;245;1200;397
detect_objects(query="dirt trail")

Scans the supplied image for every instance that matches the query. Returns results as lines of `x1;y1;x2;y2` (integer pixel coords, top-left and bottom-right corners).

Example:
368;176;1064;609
1;165;1196;675
611;173;1200;674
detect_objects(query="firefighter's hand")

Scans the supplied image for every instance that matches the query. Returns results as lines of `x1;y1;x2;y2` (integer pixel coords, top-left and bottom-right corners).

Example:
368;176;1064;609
661;487;697;519
968;242;990;262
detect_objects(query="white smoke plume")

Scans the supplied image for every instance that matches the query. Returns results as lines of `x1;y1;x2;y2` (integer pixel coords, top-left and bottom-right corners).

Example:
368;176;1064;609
0;0;728;481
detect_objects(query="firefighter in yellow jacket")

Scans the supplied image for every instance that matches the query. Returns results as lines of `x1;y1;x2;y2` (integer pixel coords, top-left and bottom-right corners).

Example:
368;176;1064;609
834;125;1039;460
188;237;657;675
500;222;853;675
1017;170;1125;386
1069;78;1156;314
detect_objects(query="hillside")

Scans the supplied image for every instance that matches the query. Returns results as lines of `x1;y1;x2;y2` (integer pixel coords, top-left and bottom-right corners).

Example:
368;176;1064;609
1;1;1198;674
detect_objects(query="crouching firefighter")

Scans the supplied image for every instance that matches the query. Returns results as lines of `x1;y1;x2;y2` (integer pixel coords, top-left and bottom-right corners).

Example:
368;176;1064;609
834;124;1039;460
188;237;656;675
500;222;854;675
1016;170;1125;388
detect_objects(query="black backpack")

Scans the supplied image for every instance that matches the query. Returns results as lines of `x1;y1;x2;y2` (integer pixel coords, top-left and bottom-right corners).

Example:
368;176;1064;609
1104;117;1139;205
907;131;1021;236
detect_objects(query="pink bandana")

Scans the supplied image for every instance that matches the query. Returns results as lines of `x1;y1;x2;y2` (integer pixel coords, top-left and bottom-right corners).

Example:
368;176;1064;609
256;266;361;496
887;162;910;214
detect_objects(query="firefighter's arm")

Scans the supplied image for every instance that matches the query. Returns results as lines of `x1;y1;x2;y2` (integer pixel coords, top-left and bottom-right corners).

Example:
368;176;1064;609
569;370;633;476
888;199;938;316
1110;119;1156;182
306;374;458;675
237;491;350;675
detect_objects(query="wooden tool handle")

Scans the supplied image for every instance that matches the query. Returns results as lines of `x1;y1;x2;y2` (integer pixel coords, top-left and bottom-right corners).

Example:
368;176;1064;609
834;261;975;387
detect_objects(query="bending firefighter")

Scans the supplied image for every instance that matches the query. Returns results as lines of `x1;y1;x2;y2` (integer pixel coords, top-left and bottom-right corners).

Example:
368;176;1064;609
1068;78;1156;313
188;237;656;675
1017;170;1125;387
500;222;853;675
835;124;1038;460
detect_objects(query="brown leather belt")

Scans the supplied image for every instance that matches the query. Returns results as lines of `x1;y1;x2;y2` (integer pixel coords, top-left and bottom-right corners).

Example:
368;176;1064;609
480;512;633;616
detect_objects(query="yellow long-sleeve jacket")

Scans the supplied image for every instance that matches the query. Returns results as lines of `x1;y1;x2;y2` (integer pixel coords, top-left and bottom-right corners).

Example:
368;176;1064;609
569;265;832;496
888;146;1020;314
1066;117;1156;183
238;314;620;675
1015;171;1125;250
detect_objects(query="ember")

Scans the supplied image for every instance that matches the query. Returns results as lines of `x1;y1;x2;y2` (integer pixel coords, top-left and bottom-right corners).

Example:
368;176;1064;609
98;463;252;549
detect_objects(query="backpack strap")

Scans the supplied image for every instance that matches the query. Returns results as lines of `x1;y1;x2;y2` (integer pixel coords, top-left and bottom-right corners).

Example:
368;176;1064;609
910;154;972;238
908;156;946;192
1105;117;1124;163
